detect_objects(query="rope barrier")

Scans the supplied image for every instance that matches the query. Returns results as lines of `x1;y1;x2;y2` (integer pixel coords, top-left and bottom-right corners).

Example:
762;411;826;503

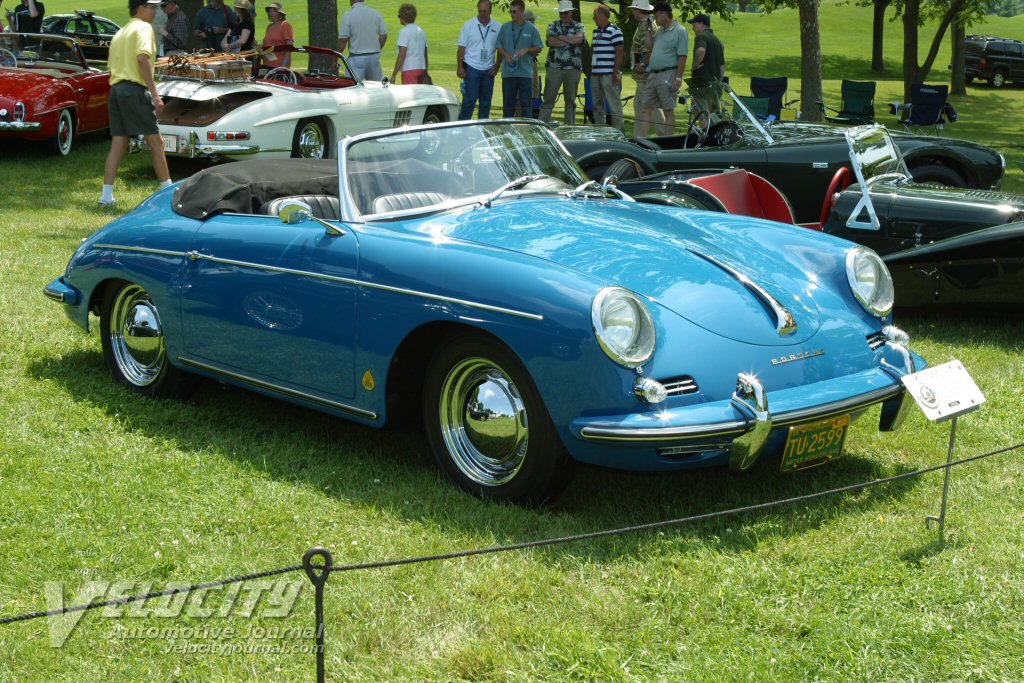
1;441;1018;628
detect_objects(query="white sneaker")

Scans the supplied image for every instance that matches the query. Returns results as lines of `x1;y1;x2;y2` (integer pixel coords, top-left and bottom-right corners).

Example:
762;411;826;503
97;197;116;208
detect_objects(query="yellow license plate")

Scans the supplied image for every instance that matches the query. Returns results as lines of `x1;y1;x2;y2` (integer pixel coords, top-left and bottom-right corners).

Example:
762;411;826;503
780;414;850;472
161;134;177;153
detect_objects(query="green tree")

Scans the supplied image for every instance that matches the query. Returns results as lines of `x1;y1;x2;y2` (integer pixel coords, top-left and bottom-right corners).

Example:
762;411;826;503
759;0;824;122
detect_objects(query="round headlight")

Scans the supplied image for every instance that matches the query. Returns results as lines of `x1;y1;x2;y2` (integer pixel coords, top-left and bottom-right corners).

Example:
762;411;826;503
592;287;656;368
846;246;894;317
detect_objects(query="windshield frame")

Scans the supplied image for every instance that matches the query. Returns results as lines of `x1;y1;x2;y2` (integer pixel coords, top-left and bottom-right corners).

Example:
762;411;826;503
841;124;913;231
337;119;588;222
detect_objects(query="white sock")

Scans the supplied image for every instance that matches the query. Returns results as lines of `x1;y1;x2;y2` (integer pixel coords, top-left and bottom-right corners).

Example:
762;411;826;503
100;184;114;201
159;179;172;189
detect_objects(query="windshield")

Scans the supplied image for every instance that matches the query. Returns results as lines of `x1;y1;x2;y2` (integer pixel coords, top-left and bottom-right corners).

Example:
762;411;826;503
0;34;82;69
846;124;910;182
343;121;589;218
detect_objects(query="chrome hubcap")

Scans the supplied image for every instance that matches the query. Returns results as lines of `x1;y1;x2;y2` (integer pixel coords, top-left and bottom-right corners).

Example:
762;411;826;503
57;111;72;153
109;285;165;386
439;357;528;486
298;123;325;158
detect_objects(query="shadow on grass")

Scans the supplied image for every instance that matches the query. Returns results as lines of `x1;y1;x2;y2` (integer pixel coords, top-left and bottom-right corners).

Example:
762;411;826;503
728;56;906;89
896;308;1024;353
28;347;929;565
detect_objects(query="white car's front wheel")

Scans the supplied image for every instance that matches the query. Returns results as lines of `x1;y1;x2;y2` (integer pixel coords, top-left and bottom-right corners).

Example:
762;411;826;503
291;117;330;159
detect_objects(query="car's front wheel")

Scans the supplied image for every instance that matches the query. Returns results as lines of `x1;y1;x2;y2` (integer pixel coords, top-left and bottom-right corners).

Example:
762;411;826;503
909;162;966;187
291;117;330;159
422;335;573;504
50;109;74;156
101;282;190;398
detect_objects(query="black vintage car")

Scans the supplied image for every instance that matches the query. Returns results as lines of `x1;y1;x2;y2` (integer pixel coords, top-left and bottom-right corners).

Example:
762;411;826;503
823;125;1024;308
40;10;119;60
558;86;1006;224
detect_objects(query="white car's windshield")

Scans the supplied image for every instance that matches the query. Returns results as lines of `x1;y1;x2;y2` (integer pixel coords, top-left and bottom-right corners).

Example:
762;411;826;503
344;121;590;217
847;124;911;183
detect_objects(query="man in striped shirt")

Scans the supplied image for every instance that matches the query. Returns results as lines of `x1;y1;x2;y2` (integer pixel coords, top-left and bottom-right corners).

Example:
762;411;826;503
589;3;624;132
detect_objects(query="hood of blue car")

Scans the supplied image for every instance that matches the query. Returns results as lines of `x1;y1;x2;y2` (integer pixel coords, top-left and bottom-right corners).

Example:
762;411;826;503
445;198;827;346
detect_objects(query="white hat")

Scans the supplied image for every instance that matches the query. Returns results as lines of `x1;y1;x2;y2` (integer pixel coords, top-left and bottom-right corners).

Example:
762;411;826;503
555;0;573;12
628;0;654;10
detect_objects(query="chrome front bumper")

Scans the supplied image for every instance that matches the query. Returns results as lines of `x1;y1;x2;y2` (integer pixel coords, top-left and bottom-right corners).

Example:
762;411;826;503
575;331;918;471
0;121;41;131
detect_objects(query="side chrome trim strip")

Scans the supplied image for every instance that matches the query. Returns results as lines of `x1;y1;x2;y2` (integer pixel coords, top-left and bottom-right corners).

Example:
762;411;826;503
178;356;378;419
579;383;902;442
94;244;543;321
94;244;188;258
687;248;797;335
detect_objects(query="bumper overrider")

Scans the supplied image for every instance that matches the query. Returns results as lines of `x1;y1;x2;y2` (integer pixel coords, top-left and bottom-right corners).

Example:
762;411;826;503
573;327;918;470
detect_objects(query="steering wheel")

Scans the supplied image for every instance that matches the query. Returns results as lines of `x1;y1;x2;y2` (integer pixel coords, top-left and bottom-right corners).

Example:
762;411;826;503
265;67;299;84
683;110;711;149
0;48;16;68
820;166;851;226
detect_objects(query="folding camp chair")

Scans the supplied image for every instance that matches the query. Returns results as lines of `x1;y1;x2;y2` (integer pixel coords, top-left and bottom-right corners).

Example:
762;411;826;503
733;95;774;123
750;76;797;120
817;79;876;125
891;84;957;135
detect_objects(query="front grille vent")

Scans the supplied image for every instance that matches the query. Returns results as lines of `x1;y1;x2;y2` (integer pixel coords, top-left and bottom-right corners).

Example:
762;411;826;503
660;375;699;396
393;110;413;127
866;332;886;350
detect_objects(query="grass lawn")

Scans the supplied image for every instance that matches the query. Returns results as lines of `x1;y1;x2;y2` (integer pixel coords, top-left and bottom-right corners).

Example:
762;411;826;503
2;1;1024;680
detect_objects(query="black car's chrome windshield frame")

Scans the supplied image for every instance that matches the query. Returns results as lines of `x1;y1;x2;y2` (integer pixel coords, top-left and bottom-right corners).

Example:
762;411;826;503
842;124;914;231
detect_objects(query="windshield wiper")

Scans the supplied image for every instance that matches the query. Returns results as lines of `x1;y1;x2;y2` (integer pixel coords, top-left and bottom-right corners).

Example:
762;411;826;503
479;174;549;207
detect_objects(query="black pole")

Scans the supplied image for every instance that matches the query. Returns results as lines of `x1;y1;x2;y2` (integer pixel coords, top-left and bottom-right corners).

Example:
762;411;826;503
302;547;333;683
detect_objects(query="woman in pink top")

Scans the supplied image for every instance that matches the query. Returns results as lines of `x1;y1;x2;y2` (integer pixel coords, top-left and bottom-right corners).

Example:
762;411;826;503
261;1;294;69
390;3;428;85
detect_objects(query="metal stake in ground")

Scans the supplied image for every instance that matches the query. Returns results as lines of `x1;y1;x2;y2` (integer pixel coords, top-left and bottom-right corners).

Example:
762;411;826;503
303;547;333;683
926;415;958;539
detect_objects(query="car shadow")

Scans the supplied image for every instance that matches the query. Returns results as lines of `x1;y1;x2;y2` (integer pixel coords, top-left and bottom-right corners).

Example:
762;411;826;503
28;347;929;562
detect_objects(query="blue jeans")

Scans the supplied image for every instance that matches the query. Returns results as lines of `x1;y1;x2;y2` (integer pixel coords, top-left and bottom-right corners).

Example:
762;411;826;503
502;76;533;118
459;64;495;120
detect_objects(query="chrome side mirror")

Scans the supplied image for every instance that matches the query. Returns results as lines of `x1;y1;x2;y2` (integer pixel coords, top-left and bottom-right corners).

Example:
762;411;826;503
277;199;345;235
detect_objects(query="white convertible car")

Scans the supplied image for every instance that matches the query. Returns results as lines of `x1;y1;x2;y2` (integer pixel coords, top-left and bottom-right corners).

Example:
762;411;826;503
154;45;459;160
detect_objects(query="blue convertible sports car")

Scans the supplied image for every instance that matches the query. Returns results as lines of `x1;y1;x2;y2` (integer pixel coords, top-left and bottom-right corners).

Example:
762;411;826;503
46;120;923;503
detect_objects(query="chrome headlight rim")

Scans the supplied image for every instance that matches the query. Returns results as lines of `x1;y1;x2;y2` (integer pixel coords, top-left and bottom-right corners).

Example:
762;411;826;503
591;286;656;368
845;246;894;318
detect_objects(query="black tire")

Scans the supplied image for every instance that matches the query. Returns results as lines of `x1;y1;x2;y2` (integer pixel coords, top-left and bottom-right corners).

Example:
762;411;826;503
990;70;1007;88
49;108;74;156
422;105;447;125
601;158;642;184
415;106;448;157
909;162;966;188
965;75;975;85
101;282;191;398
291;117;330;159
422;335;573;504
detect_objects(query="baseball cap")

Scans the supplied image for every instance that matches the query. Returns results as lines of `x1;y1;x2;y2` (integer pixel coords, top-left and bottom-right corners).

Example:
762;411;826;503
688;13;711;25
129;0;161;10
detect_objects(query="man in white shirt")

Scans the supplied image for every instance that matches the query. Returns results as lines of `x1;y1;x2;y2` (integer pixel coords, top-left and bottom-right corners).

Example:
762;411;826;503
456;0;501;120
337;0;387;82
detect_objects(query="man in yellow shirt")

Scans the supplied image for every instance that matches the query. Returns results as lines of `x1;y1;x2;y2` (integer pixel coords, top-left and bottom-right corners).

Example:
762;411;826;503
99;0;172;208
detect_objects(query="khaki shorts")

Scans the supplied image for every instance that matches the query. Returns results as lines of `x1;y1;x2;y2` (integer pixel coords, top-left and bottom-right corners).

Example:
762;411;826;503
642;70;678;110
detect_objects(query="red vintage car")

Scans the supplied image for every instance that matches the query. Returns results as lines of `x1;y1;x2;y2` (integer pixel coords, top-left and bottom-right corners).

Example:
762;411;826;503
0;33;110;155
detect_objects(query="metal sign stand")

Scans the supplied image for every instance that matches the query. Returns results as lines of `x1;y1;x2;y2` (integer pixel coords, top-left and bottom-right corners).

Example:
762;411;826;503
925;415;957;540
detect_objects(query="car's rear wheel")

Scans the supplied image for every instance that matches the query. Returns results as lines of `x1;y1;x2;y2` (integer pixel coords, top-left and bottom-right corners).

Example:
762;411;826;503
422;335;572;504
50;109;74;156
909;162;965;187
101;282;190;398
990;69;1007;88
291;117;330;159
601;158;643;184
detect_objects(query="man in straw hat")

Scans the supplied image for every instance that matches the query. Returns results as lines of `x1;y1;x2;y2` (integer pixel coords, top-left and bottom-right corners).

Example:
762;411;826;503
628;0;663;136
639;2;687;136
539;0;584;125
98;0;172;208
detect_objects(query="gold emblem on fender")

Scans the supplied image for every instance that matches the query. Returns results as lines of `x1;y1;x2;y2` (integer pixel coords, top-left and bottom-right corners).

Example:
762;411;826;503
361;370;376;391
771;348;825;365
